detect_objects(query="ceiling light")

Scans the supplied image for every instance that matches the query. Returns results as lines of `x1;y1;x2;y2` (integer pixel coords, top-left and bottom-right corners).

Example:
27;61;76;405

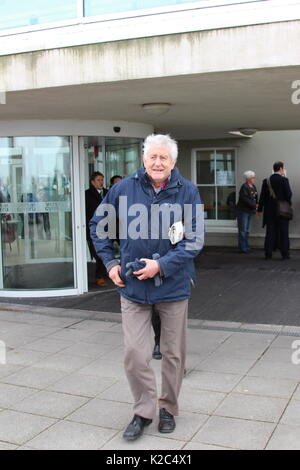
142;103;171;116
228;128;258;138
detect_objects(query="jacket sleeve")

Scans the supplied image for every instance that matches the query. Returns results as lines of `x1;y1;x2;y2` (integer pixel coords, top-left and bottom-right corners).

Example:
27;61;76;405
158;188;204;278
258;179;267;212
283;177;292;204
89;188;119;272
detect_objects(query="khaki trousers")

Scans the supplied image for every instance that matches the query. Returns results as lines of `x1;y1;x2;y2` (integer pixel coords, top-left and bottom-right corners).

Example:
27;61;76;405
121;295;188;420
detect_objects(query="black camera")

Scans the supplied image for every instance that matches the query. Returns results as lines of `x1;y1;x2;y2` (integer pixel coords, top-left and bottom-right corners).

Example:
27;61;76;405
113;126;121;133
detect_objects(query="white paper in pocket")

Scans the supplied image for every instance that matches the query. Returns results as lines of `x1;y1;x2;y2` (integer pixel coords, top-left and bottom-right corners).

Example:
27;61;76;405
168;221;184;245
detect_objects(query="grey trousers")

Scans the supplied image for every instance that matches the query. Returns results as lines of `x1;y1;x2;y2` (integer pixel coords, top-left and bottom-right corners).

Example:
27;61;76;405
121;295;188;420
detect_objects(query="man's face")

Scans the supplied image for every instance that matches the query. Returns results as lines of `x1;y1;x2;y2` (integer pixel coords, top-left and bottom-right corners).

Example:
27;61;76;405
143;145;175;187
92;175;104;190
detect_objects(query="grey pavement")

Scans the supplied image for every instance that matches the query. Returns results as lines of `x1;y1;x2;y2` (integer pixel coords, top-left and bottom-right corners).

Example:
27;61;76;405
2;248;300;327
0;303;299;450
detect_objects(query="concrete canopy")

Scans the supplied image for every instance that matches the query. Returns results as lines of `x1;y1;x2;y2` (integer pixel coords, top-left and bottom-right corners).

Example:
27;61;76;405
1;66;300;140
1;20;300;139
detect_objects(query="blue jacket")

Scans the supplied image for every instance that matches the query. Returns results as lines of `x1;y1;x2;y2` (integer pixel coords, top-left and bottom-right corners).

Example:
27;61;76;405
89;166;204;304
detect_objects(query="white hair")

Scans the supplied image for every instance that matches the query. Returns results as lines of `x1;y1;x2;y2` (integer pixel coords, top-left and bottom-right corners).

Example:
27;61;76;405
244;170;256;180
143;134;178;163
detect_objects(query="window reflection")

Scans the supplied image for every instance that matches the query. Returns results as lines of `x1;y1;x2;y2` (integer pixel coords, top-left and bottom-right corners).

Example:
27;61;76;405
0;0;77;30
0;136;74;290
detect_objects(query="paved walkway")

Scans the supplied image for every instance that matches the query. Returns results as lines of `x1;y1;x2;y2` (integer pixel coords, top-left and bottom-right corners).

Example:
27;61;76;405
0;303;299;450
2;248;300;327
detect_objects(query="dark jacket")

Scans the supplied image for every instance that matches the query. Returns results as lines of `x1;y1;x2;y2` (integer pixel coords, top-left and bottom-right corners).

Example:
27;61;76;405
258;173;292;227
236;183;258;214
89;166;204;304
85;185;108;241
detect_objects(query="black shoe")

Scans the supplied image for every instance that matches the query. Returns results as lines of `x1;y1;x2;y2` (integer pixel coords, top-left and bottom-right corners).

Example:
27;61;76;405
158;408;176;433
282;254;290;260
152;343;162;360
123;415;152;441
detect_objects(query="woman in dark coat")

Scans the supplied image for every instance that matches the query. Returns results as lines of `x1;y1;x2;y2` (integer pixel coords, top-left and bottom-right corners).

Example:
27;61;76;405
236;170;258;253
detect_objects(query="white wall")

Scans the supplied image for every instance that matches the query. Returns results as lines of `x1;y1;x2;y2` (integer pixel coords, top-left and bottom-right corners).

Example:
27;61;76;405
178;130;300;248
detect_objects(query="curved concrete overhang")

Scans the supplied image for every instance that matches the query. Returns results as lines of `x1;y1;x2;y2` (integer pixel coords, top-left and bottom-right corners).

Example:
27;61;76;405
1;20;300;92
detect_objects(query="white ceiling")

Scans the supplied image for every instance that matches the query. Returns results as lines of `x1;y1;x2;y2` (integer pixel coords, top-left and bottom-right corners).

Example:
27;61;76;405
1;66;300;140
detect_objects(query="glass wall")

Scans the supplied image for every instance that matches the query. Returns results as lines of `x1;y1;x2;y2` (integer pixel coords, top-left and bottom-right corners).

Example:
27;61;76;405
0;1;264;31
83;136;142;189
195;149;236;221
0;136;74;290
84;0;207;17
0;0;77;30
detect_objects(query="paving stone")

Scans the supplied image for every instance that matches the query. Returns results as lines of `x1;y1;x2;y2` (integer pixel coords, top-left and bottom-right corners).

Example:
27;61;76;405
214;392;287;423
48;373;117;397
183;442;232;450
0;410;56;445
0;383;37;408
79;358;126;379
196;355;257;375
234;376;298;399
67;398;133;429
0;364;24;380
98;380;133;404
280;399;300;426
294;384;300;400
145;411;209;442
0;441;18;449
248;359;300;380
192;416;275;450
2;367;67;389
32;352;95;373
266;424;300;450
25;420;117;450
101;431;185;450
12;390;89;419
84;330;124;347
183;370;242;393
6;349;51;367
22;337;73;354
179;386;226;415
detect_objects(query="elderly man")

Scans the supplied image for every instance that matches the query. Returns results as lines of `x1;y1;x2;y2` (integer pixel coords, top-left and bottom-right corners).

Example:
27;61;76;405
89;134;204;441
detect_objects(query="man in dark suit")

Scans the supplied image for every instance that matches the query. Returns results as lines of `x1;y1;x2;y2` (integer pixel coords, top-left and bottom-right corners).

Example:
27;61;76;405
258;161;292;260
85;172;108;286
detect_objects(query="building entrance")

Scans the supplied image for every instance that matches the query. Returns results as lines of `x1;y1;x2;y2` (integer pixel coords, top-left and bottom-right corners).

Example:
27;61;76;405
81;136;142;291
0;136;74;291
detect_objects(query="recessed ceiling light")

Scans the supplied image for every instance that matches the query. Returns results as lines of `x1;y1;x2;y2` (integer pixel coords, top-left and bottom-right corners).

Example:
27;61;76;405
142;103;171;116
228;128;258;137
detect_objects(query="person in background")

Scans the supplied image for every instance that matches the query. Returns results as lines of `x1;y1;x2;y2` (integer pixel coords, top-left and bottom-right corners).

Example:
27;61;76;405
85;172;108;287
151;307;162;360
109;175;123;188
236;170;258;253
258;161;292;260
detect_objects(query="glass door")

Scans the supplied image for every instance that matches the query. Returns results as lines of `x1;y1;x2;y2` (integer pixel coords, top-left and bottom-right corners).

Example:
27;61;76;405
81;136;142;291
0;136;75;291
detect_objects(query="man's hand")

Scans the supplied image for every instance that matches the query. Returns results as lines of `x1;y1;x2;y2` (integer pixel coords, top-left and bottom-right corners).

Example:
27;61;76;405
109;264;125;287
133;259;160;281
